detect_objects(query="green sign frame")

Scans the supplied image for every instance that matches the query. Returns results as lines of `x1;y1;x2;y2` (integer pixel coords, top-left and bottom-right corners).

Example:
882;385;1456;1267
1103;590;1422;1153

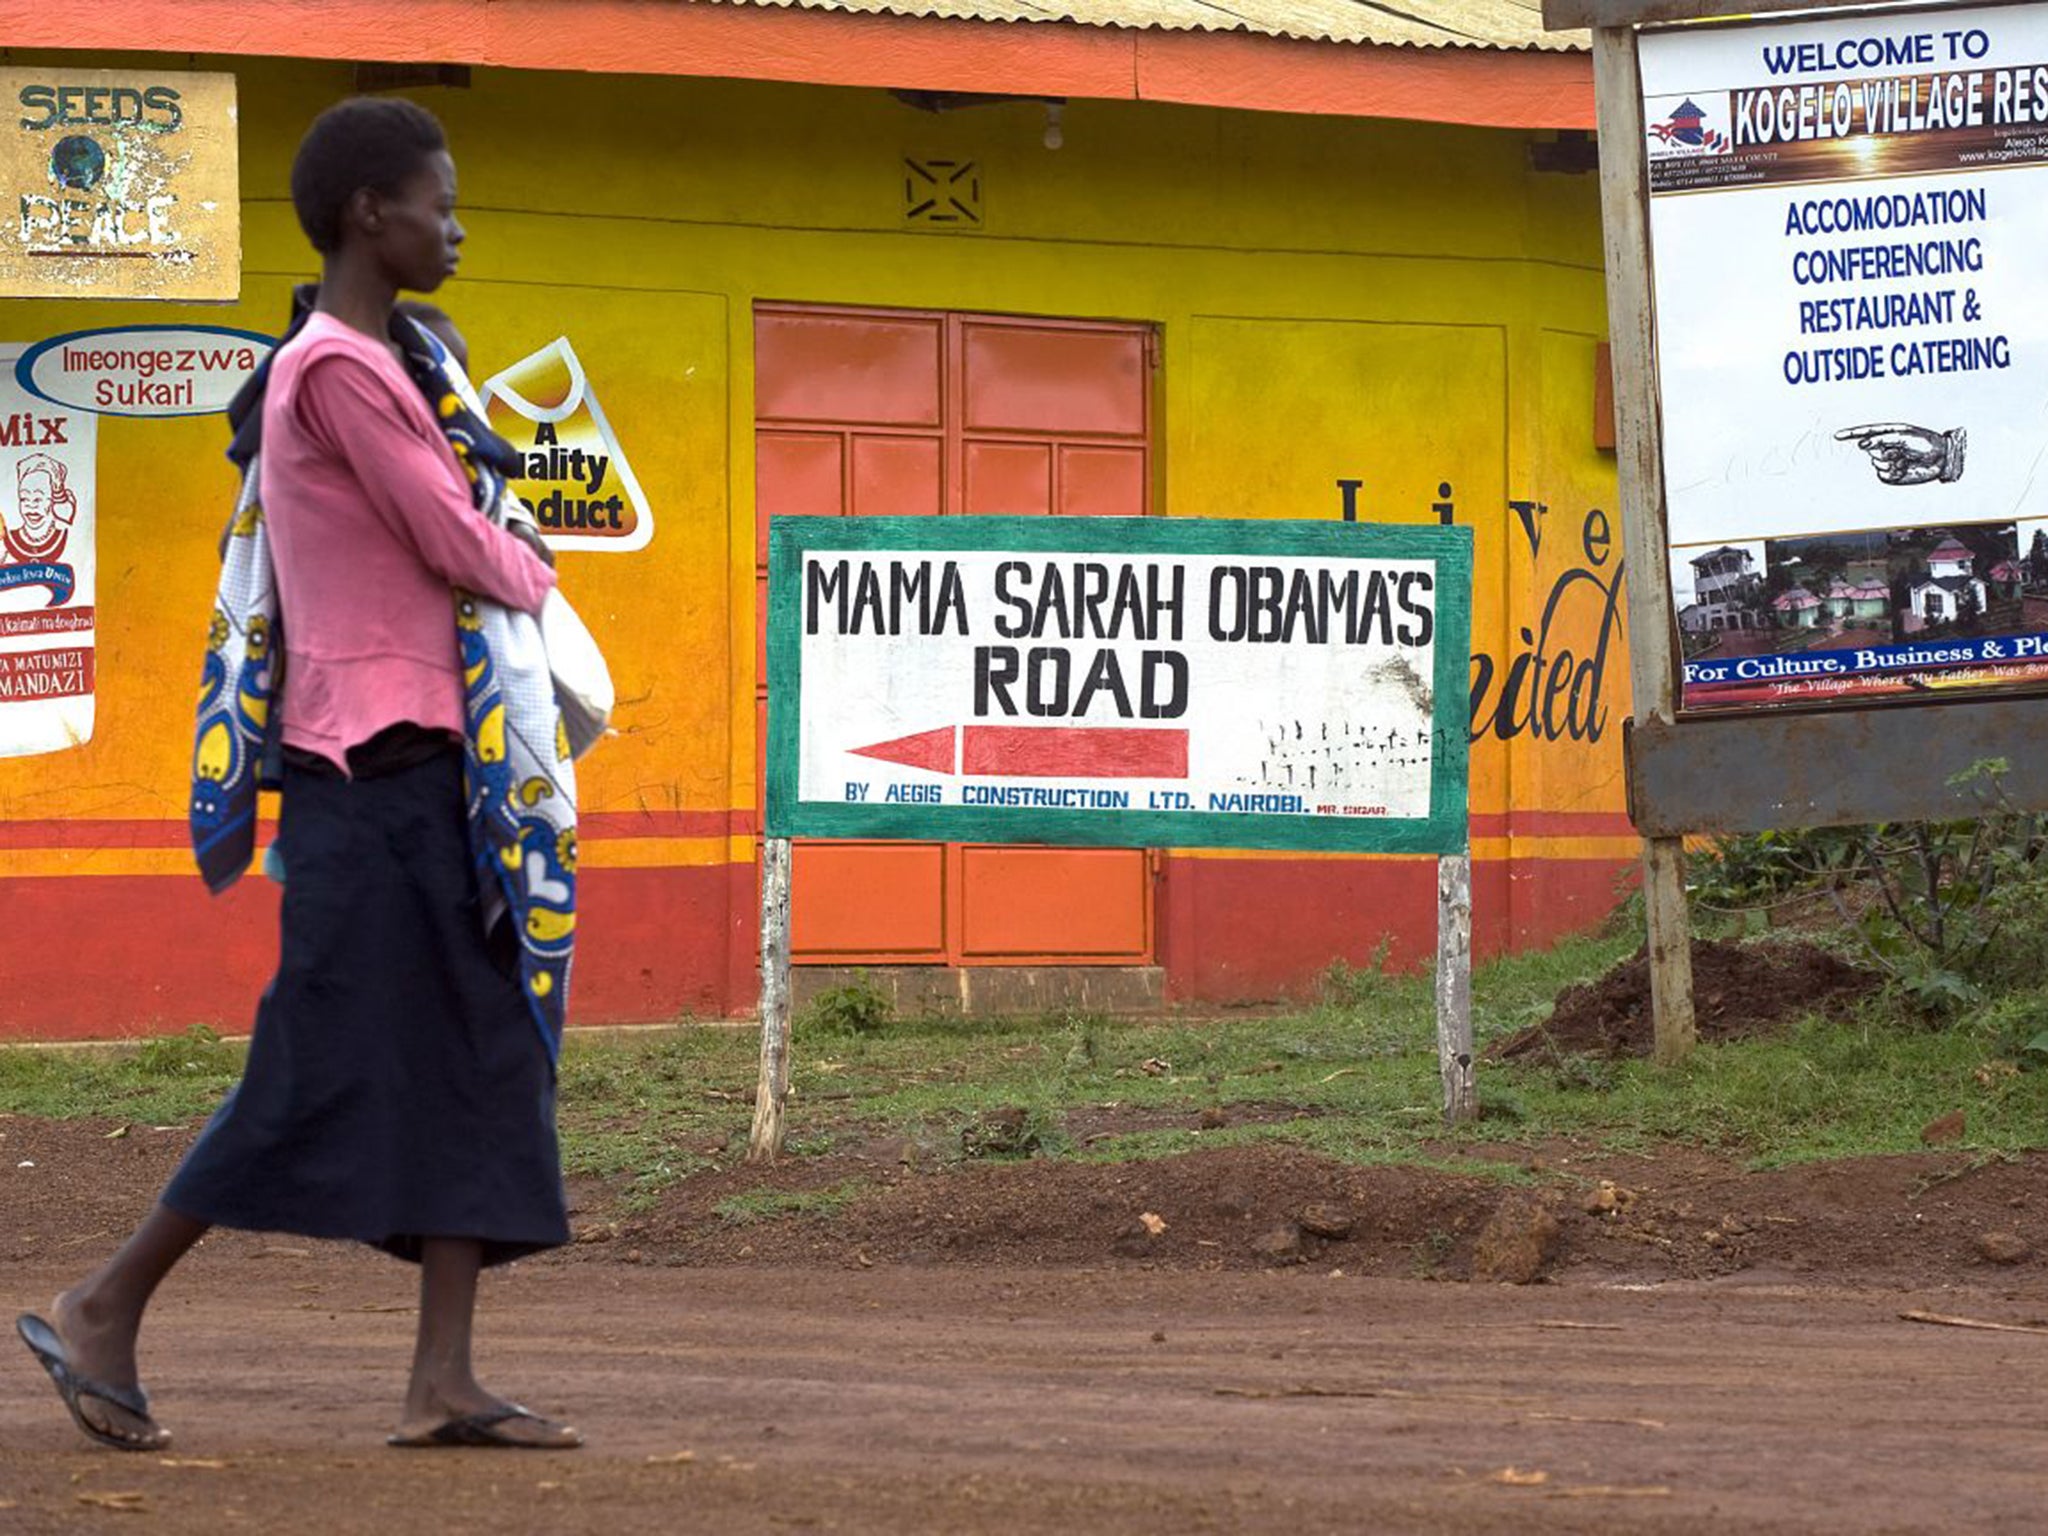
765;515;1471;854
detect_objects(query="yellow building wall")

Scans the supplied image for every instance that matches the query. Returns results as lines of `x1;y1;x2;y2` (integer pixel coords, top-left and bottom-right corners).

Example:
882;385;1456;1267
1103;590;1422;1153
0;56;1624;1034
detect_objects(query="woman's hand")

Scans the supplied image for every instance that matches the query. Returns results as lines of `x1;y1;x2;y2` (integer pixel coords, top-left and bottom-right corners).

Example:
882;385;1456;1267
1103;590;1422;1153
508;520;556;569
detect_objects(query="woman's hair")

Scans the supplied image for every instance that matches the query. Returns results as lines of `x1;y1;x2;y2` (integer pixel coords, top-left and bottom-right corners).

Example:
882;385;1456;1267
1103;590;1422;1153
289;97;448;254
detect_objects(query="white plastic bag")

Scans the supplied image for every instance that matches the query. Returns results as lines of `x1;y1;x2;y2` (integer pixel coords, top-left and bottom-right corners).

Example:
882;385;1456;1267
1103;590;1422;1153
542;588;613;759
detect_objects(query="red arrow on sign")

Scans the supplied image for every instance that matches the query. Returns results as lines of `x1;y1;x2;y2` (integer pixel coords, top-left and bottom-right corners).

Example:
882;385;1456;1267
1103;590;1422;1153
851;725;1189;779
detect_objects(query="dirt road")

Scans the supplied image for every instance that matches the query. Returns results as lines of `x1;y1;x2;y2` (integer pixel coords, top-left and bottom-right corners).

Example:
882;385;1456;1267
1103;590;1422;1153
4;1114;2045;1533
4;1239;2045;1535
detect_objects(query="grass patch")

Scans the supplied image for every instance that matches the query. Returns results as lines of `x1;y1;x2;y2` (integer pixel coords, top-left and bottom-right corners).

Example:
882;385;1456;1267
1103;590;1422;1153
715;1180;872;1225
3;929;2042;1193
0;1026;245;1125
554;1029;745;1207
1494;1007;2048;1165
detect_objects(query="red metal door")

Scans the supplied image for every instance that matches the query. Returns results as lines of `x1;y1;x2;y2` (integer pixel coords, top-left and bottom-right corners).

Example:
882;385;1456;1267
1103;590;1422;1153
755;304;1156;964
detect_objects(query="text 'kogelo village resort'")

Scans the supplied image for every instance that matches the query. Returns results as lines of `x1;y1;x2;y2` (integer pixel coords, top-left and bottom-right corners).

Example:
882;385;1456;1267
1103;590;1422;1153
0;0;1626;1042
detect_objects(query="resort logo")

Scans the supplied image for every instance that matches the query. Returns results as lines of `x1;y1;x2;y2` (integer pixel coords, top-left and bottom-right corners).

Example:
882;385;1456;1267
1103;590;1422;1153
1646;95;1732;158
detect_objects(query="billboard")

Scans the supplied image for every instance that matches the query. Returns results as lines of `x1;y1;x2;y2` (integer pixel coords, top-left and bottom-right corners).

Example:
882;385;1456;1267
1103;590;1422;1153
0;343;96;756
766;516;1471;853
0;70;240;302
1644;5;2048;710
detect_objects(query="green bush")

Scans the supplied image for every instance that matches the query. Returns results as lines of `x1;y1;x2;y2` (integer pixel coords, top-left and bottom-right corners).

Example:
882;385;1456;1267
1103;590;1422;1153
801;973;894;1035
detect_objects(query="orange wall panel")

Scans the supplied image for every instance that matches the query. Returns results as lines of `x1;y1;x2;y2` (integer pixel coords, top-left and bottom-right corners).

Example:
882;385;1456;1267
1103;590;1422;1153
851;435;944;519
956;846;1151;959
791;842;950;959
1059;446;1146;519
961;323;1148;437
963;441;1053;515
756;433;846;523
757;311;943;427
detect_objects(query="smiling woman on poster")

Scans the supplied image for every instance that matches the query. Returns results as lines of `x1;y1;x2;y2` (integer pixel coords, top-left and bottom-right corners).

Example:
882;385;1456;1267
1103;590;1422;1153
4;453;77;565
15;97;583;1454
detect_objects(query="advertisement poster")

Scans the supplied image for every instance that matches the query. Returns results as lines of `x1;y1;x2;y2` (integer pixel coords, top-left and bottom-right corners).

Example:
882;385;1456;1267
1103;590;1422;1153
1;69;240;302
1644;4;2048;710
766;516;1471;854
481;337;652;553
0;343;95;755
14;324;271;417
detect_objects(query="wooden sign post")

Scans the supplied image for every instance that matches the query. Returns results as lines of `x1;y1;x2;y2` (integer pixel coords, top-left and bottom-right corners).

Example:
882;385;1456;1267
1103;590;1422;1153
749;514;1475;1160
746;835;793;1164
1434;850;1477;1122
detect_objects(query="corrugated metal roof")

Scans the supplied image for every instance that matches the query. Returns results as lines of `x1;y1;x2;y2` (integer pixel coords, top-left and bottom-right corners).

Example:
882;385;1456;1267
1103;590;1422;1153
713;0;1588;52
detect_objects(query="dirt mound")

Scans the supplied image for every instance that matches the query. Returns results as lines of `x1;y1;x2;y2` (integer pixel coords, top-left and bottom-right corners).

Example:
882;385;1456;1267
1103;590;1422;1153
4;1114;2043;1291
1491;938;1880;1062
609;1142;1509;1276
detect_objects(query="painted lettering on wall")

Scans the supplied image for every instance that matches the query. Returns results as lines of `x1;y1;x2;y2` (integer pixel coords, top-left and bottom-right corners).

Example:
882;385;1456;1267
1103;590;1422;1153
1330;478;1626;745
15;325;273;417
1470;504;1624;744
0;341;97;758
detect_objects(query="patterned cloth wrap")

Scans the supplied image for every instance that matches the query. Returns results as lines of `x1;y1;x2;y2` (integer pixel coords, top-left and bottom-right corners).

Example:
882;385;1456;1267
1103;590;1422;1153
190;309;577;1067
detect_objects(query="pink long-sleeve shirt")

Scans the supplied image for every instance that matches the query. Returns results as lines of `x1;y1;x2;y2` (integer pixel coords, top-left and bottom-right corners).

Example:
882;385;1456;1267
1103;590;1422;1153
260;312;554;769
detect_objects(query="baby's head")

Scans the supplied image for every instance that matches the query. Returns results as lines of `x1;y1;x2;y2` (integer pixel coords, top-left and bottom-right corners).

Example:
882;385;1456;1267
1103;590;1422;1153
395;299;468;372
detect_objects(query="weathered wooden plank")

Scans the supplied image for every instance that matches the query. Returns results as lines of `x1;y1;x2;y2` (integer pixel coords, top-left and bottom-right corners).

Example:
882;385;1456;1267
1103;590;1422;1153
1626;701;2048;836
1592;24;1696;1064
1434;852;1478;1125
747;836;794;1164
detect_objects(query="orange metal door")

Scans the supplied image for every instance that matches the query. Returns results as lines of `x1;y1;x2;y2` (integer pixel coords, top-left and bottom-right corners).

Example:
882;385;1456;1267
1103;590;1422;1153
755;304;1156;965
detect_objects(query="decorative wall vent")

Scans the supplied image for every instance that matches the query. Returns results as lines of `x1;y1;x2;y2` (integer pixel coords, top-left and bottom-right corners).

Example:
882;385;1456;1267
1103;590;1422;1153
903;158;982;228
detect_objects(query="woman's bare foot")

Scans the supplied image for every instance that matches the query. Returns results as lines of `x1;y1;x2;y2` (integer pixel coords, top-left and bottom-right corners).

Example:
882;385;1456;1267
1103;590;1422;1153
389;1383;580;1449
18;1295;168;1451
393;1237;580;1449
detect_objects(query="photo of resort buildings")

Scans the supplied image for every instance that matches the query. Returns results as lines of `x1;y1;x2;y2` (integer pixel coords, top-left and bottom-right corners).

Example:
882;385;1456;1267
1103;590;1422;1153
1672;522;2043;662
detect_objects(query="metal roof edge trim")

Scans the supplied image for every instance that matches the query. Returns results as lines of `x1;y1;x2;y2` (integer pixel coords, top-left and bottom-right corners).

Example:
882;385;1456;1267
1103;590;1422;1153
710;0;1587;53
0;0;1594;128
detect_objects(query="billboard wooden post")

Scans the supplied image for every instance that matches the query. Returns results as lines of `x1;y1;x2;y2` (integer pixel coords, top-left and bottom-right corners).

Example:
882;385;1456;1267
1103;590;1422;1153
1557;0;2048;1061
747;835;794;1163
1592;23;1697;1065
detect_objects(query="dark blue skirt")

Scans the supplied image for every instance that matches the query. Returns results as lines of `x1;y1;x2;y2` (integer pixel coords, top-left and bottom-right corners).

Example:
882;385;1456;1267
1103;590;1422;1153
163;746;569;1266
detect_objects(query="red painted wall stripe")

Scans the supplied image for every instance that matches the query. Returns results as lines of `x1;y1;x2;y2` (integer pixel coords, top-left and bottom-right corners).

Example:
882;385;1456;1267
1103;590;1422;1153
0;807;1622;851
0;809;756;848
0;863;741;1040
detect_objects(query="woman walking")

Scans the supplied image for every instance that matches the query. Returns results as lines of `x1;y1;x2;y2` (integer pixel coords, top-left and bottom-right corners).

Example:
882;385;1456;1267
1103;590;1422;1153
16;97;579;1452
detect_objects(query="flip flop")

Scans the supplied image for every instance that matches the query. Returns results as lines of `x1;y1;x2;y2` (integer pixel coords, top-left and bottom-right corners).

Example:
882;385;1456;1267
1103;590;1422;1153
15;1313;167;1452
386;1405;582;1450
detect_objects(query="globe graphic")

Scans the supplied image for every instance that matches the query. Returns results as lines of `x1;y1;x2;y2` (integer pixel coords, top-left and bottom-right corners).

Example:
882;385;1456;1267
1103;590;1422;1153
50;135;106;191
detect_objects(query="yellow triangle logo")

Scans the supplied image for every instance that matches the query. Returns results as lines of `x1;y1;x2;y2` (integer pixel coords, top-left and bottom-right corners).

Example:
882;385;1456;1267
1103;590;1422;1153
481;337;652;553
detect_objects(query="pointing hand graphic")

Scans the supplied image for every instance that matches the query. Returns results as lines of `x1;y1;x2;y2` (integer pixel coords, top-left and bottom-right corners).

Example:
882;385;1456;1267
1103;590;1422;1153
1835;422;1965;486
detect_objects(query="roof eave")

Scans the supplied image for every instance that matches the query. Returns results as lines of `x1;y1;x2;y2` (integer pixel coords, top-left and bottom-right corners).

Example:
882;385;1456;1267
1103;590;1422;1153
0;0;1595;129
